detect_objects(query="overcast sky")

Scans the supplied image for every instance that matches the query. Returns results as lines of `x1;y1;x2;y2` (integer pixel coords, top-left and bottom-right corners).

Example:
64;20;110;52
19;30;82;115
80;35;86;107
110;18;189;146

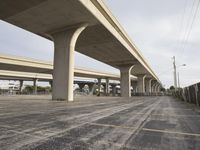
0;0;200;88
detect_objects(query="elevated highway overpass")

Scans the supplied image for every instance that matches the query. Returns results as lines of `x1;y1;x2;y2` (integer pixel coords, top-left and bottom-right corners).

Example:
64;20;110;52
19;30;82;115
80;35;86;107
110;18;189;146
0;54;148;96
0;54;161;94
0;54;138;81
0;0;161;101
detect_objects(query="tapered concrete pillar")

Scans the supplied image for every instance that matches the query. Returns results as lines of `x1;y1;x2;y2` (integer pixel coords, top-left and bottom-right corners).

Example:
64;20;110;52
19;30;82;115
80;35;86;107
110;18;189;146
151;84;154;93
111;84;117;96
49;81;53;88
120;65;134;97
88;83;95;95
51;24;87;101
151;80;156;93
131;81;137;94
33;79;38;95
19;80;23;94
154;84;158;93
78;83;85;92
145;78;153;95
151;82;157;94
156;84;161;92
105;78;109;96
137;75;146;95
153;83;160;96
97;78;101;96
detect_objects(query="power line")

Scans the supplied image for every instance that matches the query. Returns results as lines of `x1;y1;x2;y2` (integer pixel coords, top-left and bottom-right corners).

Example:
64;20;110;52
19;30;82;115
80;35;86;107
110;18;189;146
177;0;196;55
177;0;200;59
175;0;188;54
180;0;200;58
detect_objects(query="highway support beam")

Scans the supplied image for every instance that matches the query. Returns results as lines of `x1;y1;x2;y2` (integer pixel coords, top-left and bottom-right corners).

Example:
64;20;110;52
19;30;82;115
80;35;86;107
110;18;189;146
120;65;134;97
137;74;146;95
50;24;87;101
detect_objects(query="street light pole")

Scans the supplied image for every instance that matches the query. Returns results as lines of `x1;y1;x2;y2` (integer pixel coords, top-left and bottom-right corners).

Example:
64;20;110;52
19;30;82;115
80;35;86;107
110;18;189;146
173;56;177;89
177;64;186;88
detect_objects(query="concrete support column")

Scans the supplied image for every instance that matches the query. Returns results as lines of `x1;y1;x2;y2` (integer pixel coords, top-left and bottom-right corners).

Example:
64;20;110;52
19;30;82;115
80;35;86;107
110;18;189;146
97;78;101;96
151;83;156;93
51;24;87;101
131;81;137;95
155;84;160;93
154;84;157;93
137;75;146;95
111;84;117;96
19;80;23;94
88;83;95;95
120;65;134;97
33;79;38;95
49;81;53;88
78;83;85;92
145;78;153;95
153;83;160;96
105;78;109;96
157;85;161;92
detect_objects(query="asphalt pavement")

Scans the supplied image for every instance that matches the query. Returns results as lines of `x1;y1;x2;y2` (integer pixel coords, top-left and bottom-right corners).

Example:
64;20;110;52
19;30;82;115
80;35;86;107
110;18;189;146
0;95;200;150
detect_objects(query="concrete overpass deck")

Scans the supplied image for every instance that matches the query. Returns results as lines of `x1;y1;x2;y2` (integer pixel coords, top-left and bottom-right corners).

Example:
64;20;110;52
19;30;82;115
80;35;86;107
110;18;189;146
0;69;120;82
0;54;137;81
0;0;158;79
0;96;199;150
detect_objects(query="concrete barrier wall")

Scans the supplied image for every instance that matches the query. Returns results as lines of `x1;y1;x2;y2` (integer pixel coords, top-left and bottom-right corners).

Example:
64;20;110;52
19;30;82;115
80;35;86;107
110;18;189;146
132;92;163;96
173;82;200;106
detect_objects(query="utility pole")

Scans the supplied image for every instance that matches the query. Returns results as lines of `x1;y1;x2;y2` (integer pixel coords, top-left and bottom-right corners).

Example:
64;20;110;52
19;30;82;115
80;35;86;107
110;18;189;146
177;72;180;88
173;56;177;89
